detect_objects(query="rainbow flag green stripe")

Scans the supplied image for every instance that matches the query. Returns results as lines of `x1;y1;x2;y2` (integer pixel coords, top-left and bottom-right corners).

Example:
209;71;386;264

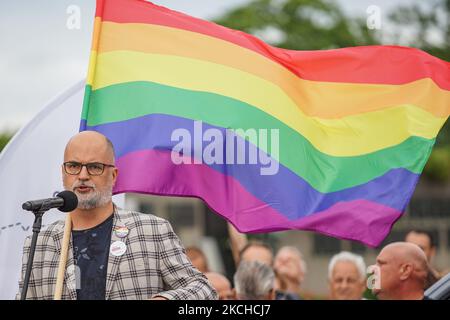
82;82;435;193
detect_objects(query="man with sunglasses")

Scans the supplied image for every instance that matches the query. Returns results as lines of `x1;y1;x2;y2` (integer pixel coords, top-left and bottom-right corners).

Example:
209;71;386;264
17;131;217;300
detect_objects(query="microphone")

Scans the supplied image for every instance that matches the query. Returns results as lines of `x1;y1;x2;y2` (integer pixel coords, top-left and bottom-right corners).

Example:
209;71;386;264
22;191;78;212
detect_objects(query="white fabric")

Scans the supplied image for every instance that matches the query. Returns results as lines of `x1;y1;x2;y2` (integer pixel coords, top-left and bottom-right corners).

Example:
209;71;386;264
0;80;124;299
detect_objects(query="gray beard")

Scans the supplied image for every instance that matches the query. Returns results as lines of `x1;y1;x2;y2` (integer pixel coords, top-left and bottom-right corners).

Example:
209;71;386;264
75;187;112;210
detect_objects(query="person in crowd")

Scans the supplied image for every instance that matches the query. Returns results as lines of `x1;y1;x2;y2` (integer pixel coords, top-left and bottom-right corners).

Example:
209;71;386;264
233;260;276;300
239;241;274;266
229;223;308;300
205;272;234;300
405;229;443;288
371;242;428;300
328;251;366;300
273;246;306;300
186;246;209;273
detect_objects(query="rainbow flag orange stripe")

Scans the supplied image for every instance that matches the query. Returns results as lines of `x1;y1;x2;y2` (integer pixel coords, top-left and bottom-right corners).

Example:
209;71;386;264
81;0;450;246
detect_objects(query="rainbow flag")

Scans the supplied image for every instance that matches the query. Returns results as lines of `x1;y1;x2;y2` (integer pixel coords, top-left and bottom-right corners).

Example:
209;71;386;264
81;0;450;246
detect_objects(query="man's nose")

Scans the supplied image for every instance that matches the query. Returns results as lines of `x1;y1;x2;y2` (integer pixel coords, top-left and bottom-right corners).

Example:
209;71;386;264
337;282;349;292
78;166;90;179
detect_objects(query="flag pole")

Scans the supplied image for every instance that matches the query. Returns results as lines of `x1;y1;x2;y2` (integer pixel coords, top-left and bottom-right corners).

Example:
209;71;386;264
54;213;72;300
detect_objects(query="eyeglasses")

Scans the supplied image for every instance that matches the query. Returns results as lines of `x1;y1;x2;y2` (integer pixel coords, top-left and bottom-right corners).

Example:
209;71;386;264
63;161;115;176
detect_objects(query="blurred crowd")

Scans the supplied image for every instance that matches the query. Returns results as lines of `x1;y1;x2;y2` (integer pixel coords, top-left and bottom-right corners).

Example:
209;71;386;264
186;227;449;300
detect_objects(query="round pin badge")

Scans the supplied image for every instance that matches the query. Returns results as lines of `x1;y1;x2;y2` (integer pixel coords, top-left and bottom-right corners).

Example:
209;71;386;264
115;226;129;238
110;240;127;257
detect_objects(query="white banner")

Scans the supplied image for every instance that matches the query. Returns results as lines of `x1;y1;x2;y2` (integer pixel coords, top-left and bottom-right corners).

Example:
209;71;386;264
0;80;124;299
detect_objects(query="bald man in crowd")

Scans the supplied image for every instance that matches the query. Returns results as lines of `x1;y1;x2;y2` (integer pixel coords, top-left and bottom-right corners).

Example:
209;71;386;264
205;272;234;300
186;246;210;273
239;242;274;266
372;242;429;300
17;131;217;300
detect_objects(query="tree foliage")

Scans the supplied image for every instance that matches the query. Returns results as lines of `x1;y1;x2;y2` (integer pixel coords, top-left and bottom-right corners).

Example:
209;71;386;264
0;132;14;154
214;0;378;49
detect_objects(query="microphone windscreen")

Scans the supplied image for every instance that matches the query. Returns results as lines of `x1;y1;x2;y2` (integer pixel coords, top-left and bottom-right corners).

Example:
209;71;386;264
57;191;78;212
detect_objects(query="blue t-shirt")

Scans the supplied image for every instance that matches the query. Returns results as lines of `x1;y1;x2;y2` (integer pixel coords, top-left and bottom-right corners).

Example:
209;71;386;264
72;214;113;300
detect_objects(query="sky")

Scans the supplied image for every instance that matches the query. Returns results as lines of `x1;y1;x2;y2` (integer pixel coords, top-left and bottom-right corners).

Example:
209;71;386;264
0;0;426;132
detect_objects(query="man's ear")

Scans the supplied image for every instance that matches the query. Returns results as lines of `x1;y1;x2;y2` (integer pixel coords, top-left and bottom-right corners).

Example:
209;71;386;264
112;167;118;184
399;263;413;281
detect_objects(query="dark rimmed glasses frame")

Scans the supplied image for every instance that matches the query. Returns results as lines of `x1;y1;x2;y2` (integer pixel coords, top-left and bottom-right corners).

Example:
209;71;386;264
63;161;115;176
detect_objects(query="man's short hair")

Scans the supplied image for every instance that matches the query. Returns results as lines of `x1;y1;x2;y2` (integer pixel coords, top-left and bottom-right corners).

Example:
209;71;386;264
233;260;275;300
407;229;436;248
238;241;273;261
328;251;366;281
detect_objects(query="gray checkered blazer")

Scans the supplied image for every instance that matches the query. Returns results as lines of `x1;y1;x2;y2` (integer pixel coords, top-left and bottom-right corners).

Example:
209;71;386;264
17;206;217;300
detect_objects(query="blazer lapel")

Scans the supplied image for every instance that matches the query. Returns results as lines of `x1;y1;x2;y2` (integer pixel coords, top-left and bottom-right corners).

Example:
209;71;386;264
105;209;130;300
52;225;77;300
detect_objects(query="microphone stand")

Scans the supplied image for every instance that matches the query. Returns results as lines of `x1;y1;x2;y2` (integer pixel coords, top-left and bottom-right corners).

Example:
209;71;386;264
20;207;48;300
